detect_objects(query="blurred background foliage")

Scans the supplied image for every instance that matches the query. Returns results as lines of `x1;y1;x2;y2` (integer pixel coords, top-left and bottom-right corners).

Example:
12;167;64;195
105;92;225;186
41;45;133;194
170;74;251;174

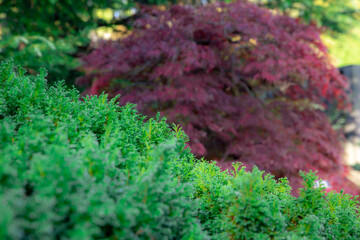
252;0;360;66
0;0;155;85
252;0;360;33
322;27;360;67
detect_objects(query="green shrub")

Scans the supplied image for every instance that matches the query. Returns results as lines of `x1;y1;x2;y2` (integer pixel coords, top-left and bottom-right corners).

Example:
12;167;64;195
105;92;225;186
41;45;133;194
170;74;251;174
1;59;360;239
0;59;206;239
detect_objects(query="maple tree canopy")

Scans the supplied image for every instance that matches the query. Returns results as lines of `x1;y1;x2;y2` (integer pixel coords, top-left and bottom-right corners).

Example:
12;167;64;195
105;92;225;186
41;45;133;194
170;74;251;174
78;1;356;194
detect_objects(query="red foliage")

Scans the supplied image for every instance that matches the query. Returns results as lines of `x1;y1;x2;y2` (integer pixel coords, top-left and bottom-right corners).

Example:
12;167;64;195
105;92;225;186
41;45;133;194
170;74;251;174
77;1;357;194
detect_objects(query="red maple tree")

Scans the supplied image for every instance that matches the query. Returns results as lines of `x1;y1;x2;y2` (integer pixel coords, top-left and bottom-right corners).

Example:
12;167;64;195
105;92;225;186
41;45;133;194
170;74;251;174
77;1;357;194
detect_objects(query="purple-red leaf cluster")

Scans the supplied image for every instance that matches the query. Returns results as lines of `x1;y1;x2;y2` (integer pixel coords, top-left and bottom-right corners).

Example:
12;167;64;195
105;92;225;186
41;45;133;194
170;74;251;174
78;1;357;194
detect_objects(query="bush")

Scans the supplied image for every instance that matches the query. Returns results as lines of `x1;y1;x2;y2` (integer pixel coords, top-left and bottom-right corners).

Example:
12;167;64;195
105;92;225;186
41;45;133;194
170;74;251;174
77;1;355;194
0;59;205;239
2;59;360;239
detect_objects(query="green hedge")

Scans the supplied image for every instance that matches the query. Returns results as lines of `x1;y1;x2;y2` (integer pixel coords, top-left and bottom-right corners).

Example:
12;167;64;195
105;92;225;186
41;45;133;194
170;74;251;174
1;59;360;239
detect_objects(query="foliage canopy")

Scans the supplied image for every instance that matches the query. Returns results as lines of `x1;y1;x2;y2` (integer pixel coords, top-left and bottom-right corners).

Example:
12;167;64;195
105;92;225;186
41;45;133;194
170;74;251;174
78;1;355;194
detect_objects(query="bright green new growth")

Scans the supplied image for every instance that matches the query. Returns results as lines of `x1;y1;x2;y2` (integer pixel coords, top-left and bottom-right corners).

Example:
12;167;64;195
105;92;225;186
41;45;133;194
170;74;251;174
1;59;360;239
